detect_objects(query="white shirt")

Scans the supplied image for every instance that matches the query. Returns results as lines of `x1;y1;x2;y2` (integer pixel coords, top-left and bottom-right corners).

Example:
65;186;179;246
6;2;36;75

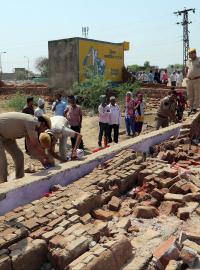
98;104;110;123
176;73;183;84
47;116;75;139
34;107;46;117
170;73;176;82
108;103;121;126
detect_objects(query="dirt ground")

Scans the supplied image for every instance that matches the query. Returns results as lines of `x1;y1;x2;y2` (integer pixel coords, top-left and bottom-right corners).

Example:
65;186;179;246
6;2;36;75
0;97;156;179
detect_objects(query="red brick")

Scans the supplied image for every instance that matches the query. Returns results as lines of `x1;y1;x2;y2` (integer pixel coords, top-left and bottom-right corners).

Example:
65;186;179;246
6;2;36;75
151;188;164;201
181;231;200;244
135;206;159;219
153;236;180;269
136;191;152;202
37;209;52;218
177;207;190;220
116;218;131;231
162;168;178;178
164;193;183;202
156;177;178;189
159;201;184;215
29;226;51;239
48;215;66;228
80;213;92;224
108;196;121;211
92;209;113;221
21;218;39;231
169;180;188;194
141;198;159;207
49;235;67;248
183;192;200;202
36;217;49;225
138;169;153;185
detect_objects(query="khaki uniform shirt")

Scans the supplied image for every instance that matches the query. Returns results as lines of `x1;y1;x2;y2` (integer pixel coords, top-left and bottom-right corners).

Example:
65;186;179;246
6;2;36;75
0;112;39;140
157;96;177;120
186;57;200;79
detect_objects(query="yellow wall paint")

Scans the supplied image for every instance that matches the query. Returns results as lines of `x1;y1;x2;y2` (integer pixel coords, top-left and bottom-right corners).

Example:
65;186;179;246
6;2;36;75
79;40;125;82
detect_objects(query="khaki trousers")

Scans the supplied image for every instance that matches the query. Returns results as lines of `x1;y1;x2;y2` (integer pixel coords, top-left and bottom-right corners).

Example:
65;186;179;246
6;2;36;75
59;136;67;160
187;78;200;110
155;117;169;130
0;137;24;183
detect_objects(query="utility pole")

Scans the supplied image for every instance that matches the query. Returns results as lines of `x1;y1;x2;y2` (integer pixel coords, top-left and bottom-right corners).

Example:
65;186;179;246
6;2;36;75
174;8;195;74
0;51;6;80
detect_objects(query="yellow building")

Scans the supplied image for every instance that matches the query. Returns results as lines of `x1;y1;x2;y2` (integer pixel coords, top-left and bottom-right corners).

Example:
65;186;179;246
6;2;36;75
48;37;129;89
79;39;129;82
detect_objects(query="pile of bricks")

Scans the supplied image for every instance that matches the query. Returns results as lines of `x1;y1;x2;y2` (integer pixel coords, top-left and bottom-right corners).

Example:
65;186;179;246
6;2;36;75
0;150;141;270
0;129;200;269
153;230;200;269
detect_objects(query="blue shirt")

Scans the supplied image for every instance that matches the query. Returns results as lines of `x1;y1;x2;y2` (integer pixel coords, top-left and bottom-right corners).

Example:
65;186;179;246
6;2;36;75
148;73;154;82
52;100;67;116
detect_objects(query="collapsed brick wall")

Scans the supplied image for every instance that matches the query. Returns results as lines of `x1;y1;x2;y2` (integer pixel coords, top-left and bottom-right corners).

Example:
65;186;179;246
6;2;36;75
0;125;200;270
0;150;138;270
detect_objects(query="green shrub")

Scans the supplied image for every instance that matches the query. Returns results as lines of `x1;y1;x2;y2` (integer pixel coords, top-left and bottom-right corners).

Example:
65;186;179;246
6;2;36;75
6;93;40;111
72;69;111;112
6;94;26;111
72;67;141;112
115;81;141;107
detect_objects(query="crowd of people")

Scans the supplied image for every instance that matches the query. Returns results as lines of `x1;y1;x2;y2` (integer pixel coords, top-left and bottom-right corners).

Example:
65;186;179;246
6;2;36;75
0;48;199;183
137;69;183;86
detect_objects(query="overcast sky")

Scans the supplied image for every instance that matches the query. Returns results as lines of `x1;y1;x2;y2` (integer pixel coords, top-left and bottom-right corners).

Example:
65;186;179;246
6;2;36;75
0;0;200;72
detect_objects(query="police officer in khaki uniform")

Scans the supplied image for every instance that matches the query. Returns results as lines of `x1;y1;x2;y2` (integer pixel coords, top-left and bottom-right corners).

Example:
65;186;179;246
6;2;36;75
0;112;51;183
186;48;200;114
155;90;178;130
39;116;82;164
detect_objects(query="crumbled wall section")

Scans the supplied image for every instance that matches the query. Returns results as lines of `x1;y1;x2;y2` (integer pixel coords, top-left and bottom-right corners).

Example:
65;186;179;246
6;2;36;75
0;149;138;270
0;132;199;270
0;124;181;215
0;113;199;270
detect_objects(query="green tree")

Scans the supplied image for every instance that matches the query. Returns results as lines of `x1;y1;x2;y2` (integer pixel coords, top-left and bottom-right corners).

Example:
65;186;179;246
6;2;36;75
35;57;48;77
168;64;183;70
128;64;140;73
144;61;151;71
